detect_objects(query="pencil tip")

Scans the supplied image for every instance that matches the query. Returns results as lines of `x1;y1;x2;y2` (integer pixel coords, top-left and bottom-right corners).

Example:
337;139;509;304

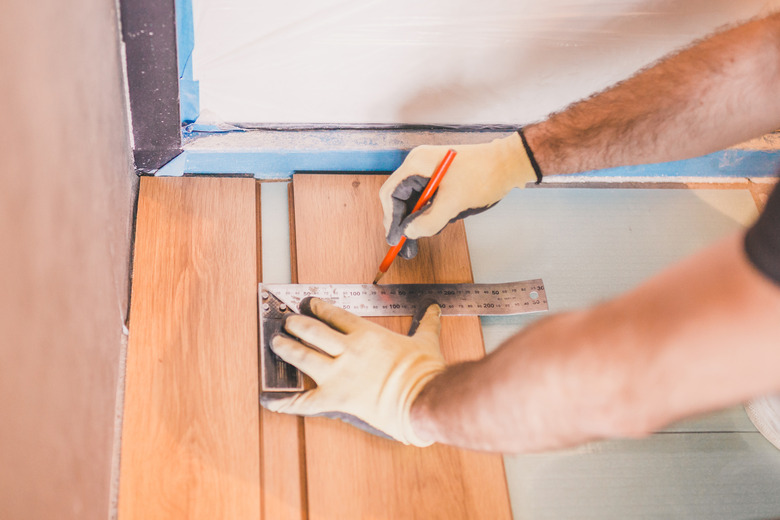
372;271;383;285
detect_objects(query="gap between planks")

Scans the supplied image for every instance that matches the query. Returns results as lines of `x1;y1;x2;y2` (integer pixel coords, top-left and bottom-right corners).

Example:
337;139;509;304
257;180;308;520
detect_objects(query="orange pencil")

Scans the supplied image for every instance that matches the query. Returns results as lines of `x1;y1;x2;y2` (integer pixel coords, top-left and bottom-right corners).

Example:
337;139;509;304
372;149;457;284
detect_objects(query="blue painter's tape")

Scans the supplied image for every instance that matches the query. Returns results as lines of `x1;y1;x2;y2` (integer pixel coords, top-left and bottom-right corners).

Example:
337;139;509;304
154;148;780;179
172;149;409;177
580;149;780;178
179;80;199;124
156;151;187;177
175;0;199;124
181;122;246;140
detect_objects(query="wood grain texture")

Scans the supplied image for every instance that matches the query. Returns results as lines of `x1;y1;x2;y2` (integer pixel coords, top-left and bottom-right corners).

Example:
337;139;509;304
292;173;511;520
258;181;308;520
119;177;261;519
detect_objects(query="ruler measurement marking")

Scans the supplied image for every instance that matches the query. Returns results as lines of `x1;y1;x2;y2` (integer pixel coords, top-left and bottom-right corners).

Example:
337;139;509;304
260;281;548;393
262;280;548;317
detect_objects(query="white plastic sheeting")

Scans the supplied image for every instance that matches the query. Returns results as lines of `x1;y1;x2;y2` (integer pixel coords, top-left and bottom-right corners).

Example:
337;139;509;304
191;0;780;125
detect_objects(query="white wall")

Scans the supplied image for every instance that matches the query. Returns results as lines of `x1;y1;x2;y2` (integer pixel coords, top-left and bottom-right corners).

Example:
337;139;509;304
192;0;780;125
0;0;136;518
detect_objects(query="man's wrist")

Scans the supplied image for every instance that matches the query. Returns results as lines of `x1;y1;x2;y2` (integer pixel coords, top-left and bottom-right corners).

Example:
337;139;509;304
519;123;553;175
517;128;543;184
408;371;445;446
494;133;538;189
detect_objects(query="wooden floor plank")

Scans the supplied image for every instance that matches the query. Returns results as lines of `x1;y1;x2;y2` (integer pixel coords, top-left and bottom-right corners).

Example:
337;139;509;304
292;173;511;520
119;177;261;519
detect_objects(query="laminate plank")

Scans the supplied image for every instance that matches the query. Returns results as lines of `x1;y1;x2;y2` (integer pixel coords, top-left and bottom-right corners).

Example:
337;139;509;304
291;173;511;520
119;177;261;519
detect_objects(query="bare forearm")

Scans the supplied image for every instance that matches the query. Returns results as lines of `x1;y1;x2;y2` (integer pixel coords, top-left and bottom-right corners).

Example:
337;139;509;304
525;14;780;176
411;234;780;453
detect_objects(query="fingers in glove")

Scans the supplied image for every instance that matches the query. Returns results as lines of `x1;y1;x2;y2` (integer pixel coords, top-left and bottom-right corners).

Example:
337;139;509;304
398;238;418;260
300;297;371;335
408;301;441;340
379;153;431;234
261;390;321;415
400;193;464;240
386;197;410;247
282;313;348;357
379;174;407;238
385;175;430;247
392;192;495;261
271;334;332;381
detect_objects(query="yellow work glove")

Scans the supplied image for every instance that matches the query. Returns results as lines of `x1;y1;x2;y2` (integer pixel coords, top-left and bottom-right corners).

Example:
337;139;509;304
379;132;539;259
261;297;446;447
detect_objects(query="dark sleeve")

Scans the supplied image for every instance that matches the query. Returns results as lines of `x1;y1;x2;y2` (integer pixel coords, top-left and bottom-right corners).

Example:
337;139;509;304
745;181;780;285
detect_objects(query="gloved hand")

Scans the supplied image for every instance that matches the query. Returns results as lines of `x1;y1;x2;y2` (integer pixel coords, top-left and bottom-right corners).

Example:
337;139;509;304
379;132;538;259
261;297;446;446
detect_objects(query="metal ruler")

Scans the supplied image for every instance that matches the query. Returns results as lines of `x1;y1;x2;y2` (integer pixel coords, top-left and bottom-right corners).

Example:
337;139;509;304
259;280;548;394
